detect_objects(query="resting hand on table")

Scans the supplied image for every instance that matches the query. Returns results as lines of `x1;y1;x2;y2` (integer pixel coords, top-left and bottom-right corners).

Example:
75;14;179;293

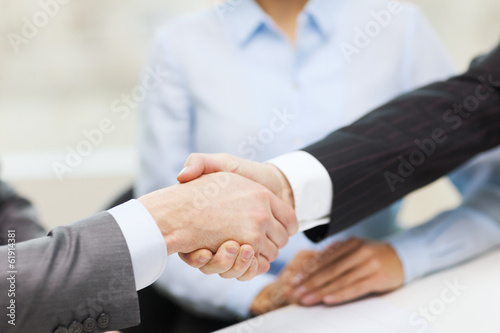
251;237;404;315
290;238;404;306
250;249;317;315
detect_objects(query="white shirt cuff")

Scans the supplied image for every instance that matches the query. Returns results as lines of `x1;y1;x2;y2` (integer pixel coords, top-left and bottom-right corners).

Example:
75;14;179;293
108;199;167;291
268;151;333;232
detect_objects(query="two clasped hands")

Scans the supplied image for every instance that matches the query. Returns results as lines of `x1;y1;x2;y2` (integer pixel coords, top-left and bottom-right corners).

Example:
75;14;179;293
137;153;404;311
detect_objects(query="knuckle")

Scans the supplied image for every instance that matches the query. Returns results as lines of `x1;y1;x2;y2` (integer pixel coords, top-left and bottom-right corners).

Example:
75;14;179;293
372;273;386;286
268;248;279;262
248;233;263;248
199;267;212;275
254;187;270;201
305;281;318;291
220;271;237;279
359;246;375;258
278;235;289;248
283;209;298;230
253;210;271;226
219;153;232;160
187;152;201;162
261;260;271;273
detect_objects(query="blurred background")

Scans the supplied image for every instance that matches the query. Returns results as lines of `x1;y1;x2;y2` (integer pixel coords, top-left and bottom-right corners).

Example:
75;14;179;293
0;0;499;230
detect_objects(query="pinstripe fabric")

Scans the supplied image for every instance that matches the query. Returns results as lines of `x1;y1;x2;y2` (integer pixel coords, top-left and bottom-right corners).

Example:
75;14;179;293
304;43;500;242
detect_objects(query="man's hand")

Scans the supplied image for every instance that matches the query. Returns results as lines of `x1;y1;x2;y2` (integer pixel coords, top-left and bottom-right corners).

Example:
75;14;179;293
179;241;259;281
176;153;296;279
138;172;298;277
177;153;294;208
290;238;404;306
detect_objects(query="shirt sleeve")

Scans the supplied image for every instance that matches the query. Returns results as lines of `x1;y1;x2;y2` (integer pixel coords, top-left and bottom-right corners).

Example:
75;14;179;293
385;148;500;284
108;199;167;291
268;151;333;232
386;206;500;284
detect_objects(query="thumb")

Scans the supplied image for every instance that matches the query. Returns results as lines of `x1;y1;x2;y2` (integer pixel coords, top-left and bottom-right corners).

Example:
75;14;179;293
176;153;206;183
177;153;240;183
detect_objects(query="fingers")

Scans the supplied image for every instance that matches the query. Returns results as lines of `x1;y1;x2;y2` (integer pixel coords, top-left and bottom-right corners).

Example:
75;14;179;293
178;249;213;269
266;215;291;250
322;277;376;305
259;236;280;264
296;242;370;297
316;238;363;269
184;241;263;280
219;244;255;279
177;153;241;183
256;255;271;275
289;240;406;306
199;241;241;275
269;191;298;236
299;261;378;306
238;257;259;281
294;238;362;281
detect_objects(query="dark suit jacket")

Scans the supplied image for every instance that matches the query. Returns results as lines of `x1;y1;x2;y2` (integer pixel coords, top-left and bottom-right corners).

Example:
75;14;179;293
0;181;140;332
303;42;500;242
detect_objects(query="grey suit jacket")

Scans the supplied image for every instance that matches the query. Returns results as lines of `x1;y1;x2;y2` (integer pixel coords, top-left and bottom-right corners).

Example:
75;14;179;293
0;181;140;332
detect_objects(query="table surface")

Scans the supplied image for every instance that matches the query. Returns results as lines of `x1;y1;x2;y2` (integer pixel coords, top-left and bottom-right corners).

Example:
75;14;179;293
216;249;500;333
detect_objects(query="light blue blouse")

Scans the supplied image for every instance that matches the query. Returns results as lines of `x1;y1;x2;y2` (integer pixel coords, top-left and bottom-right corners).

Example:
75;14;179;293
137;0;458;319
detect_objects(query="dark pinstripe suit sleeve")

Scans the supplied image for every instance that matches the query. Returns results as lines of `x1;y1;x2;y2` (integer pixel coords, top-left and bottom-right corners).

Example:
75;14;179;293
303;42;500;242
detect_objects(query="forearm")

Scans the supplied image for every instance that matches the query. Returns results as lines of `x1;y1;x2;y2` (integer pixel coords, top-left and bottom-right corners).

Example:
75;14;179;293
0;213;140;332
304;44;500;239
386;206;500;284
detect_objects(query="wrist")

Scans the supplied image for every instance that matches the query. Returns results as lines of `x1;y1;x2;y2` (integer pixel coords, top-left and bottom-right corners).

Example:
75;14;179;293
138;186;189;255
267;163;295;208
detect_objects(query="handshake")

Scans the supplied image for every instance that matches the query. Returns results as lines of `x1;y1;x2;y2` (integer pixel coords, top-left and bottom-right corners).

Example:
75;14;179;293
138;153;299;281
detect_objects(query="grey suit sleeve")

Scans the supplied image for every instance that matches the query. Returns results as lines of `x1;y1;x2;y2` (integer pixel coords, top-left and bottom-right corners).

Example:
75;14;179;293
0;181;46;244
0;212;140;333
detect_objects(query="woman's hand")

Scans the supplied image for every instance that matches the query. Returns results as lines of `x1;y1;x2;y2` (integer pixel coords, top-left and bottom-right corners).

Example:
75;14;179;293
250;250;317;315
290;238;404;306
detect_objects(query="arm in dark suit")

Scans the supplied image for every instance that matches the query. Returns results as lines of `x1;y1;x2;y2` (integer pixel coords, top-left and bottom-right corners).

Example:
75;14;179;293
303;42;500;241
0;180;46;244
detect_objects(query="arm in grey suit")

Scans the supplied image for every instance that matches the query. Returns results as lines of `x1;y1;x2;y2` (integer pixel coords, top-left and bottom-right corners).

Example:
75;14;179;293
0;171;298;332
1;215;139;333
0;181;139;332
